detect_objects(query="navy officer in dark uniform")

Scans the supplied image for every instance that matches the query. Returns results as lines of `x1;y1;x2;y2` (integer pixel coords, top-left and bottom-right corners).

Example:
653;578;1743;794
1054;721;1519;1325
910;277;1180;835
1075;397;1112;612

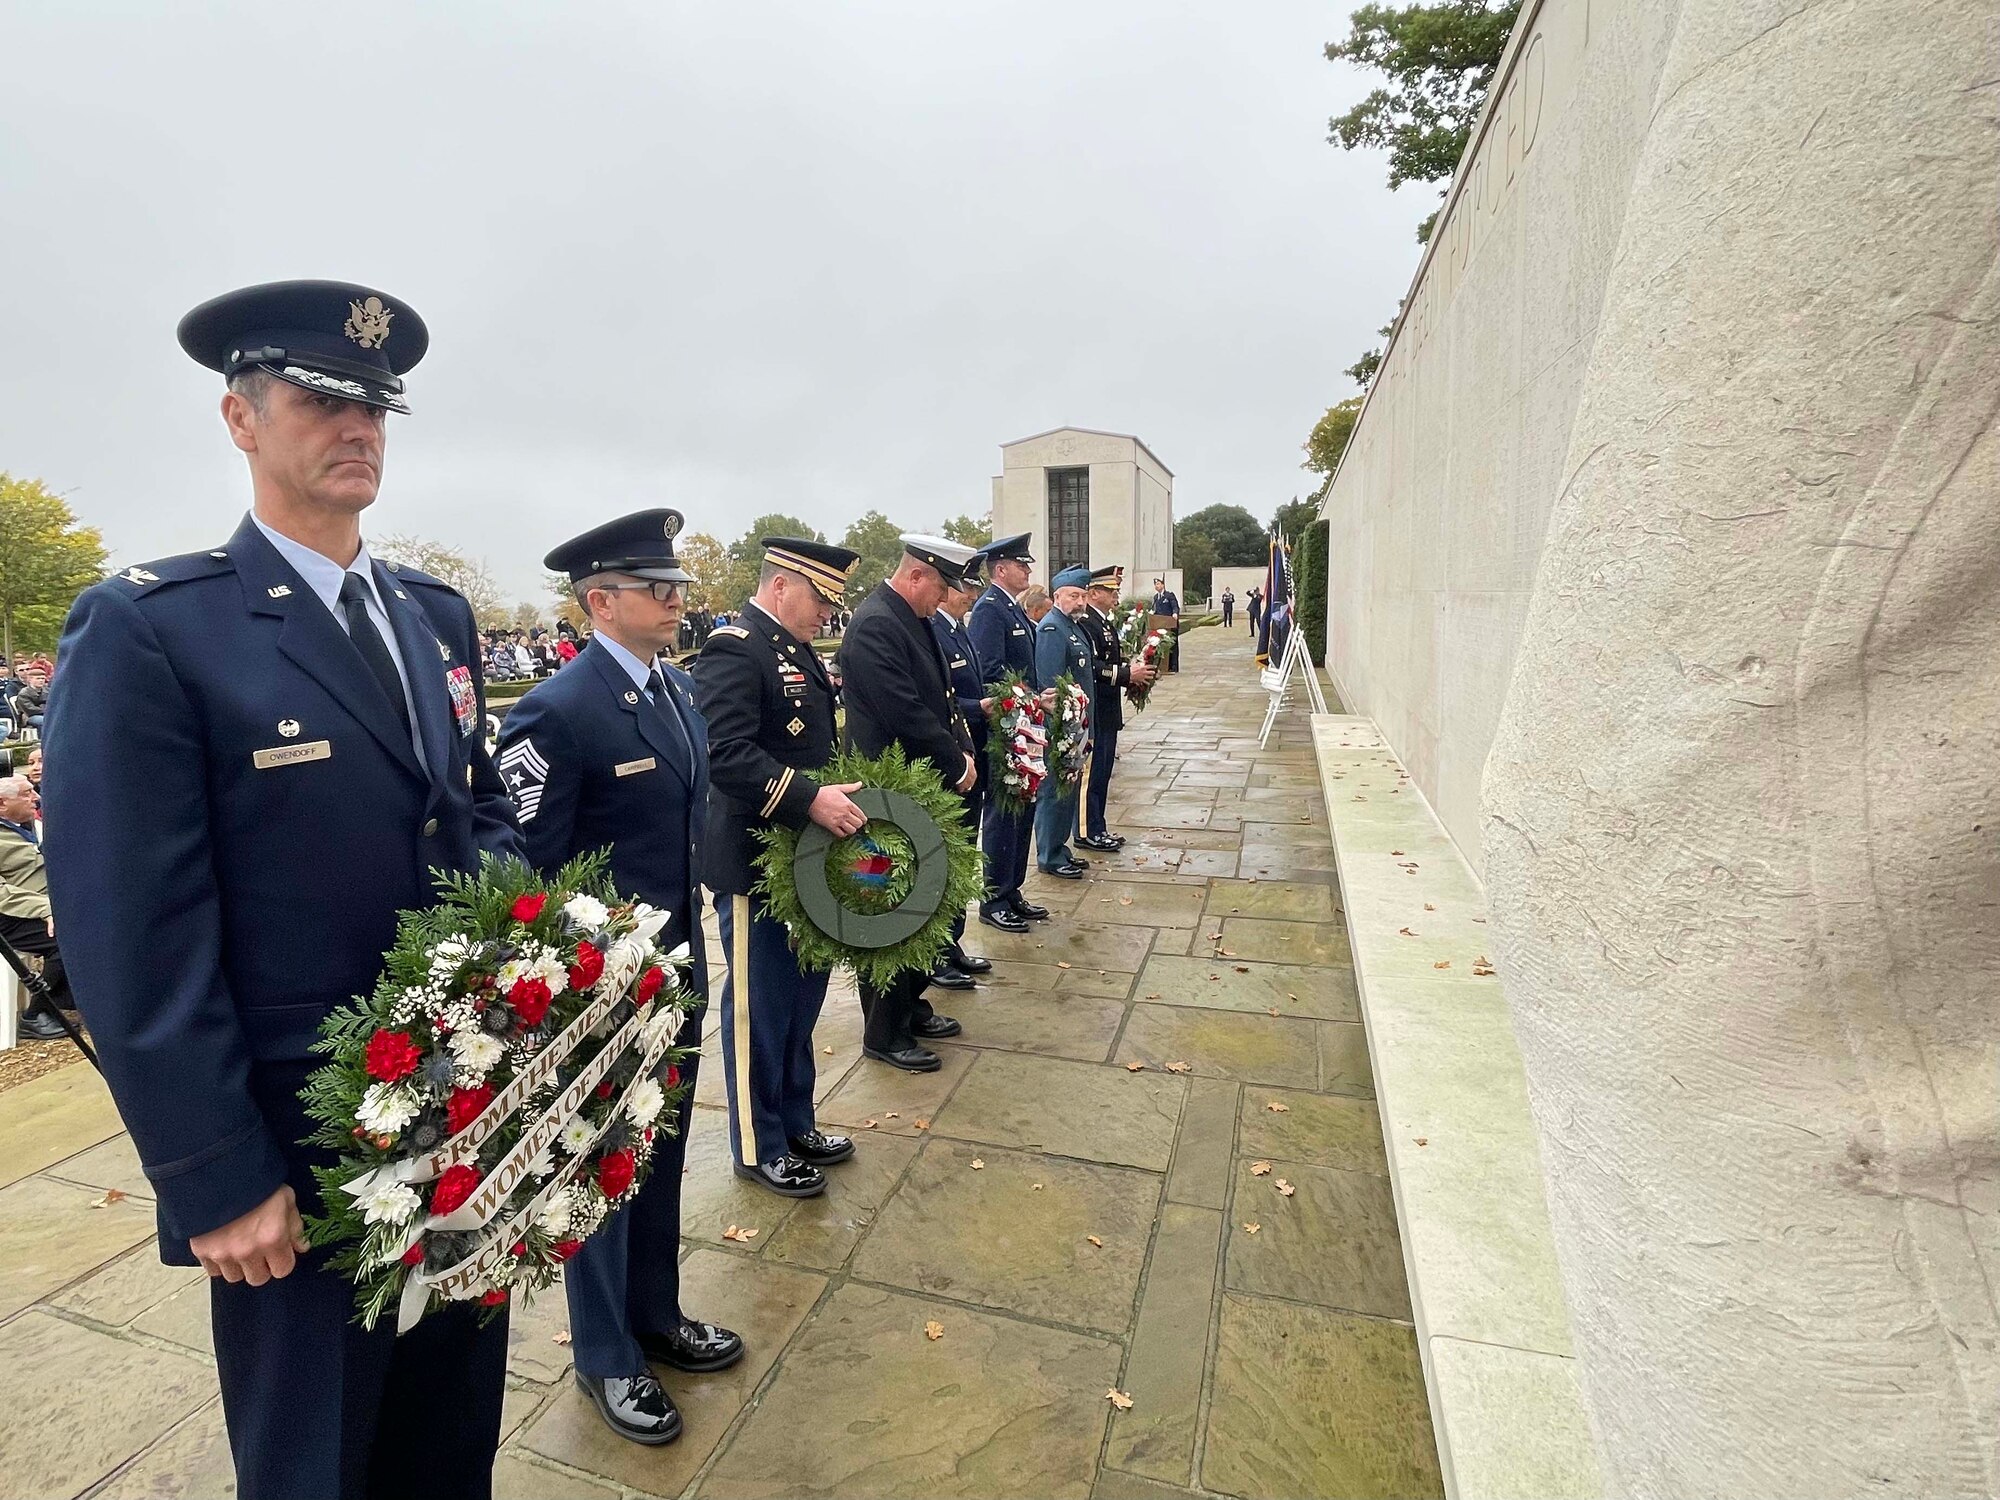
836;535;980;1071
966;534;1049;933
927;551;996;990
1034;566;1097;878
42;280;523;1500
693;537;869;1199
1077;564;1154;851
497;510;742;1446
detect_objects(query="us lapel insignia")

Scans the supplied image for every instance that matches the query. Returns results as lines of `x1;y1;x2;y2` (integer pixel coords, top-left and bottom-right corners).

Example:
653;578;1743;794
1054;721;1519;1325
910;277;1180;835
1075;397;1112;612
267;585;292;598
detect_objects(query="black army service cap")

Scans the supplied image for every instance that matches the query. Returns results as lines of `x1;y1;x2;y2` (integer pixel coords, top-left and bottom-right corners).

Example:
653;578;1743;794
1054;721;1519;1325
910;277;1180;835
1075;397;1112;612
546;509;694;585
177;279;428;414
982;532;1035;564
762;537;860;606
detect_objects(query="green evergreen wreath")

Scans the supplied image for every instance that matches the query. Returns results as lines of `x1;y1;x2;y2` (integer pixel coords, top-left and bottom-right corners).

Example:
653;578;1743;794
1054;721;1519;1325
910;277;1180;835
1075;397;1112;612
753;744;986;987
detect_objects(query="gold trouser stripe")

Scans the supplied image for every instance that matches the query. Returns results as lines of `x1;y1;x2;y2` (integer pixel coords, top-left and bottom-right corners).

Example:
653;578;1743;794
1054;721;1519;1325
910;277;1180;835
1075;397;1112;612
760;764;794;818
730;894;761;1165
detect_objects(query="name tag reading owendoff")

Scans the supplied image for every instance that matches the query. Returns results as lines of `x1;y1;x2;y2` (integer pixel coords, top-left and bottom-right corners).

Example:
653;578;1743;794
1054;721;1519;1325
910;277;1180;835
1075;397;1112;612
615;757;657;777
253;740;332;770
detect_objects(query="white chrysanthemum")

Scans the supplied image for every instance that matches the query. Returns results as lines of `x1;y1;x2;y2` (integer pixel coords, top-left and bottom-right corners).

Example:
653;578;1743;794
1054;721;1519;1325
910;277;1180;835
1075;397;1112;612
563;894;609;930
559;1117;596;1157
534;953;569;996
356;1083;420;1136
624;1078;665;1128
449;1029;505;1081
358;1180;422;1227
536;1188;575;1238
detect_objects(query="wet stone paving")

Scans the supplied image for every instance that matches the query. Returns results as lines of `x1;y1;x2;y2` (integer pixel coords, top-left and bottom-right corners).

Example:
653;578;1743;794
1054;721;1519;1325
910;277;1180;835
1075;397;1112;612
0;624;1441;1499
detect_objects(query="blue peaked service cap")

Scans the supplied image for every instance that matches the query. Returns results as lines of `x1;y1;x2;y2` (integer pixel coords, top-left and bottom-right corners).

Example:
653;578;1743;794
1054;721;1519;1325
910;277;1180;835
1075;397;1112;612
178;279;428;414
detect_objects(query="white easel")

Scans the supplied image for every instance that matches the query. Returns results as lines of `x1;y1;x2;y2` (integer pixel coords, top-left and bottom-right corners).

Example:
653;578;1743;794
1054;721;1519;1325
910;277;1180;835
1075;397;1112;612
1256;613;1326;746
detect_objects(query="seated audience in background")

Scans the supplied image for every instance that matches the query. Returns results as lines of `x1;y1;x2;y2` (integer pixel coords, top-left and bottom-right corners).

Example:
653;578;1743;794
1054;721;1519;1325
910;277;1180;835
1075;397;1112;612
23;747;42;795
0;774;70;1040
12;664;50;729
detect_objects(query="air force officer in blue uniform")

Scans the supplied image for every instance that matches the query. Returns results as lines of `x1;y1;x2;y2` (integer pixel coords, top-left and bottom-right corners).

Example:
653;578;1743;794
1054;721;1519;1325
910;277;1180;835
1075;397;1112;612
966;534;1049;933
42;281;523;1500
497;511;743;1446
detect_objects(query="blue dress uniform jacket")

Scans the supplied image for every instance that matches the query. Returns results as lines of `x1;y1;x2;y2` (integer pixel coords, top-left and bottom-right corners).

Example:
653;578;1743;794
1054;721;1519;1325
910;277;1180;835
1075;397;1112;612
968;583;1038;690
42;513;522;1258
1033;609;1095;869
693;602;839;896
931;609;989;759
495;637;710;1379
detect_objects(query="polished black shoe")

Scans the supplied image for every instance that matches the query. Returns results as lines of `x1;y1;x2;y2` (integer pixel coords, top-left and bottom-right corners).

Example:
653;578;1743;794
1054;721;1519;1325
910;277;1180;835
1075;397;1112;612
913;1013;962;1039
641;1318;745;1373
1077;833;1123;852
978;905;1029;933
864;1043;942;1072
575;1370;682;1445
19;1007;67;1041
733;1154;826;1198
789;1129;855;1165
1041;862;1086;880
927;965;976;991
947;947;992;974
1009;898;1051;921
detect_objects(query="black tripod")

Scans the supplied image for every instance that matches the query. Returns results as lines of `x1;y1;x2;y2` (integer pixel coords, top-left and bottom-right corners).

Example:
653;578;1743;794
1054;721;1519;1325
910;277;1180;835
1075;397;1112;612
0;927;98;1072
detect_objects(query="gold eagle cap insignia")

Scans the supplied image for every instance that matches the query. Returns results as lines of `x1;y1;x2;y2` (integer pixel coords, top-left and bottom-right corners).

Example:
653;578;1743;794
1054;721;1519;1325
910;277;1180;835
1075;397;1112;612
343;296;394;349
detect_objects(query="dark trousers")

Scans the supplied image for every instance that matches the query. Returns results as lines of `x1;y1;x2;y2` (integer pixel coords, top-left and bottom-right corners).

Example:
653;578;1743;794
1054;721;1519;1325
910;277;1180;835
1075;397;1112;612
717;893;831;1169
860;968;931;1053
1222;604;1233;626
565;1001;703;1377
210;1058;509;1500
948;781;979;952
0;913;69;1009
981;799;1033;911
1167;622;1181;671
1085;719;1119;838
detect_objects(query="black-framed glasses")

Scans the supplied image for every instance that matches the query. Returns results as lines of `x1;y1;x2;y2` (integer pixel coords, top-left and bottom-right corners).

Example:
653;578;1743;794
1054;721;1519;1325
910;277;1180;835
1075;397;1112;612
595;580;686;602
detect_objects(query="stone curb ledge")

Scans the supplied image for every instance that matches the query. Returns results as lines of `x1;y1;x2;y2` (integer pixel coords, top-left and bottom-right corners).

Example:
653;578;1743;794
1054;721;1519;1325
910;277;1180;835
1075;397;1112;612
1311;714;1601;1500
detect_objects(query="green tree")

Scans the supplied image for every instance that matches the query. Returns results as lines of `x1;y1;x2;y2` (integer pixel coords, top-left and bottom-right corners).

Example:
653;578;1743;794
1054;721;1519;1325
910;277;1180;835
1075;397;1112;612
1174;503;1267;600
840;510;908;599
1273;498;1319;542
941;513;992;548
1176;533;1219;602
510;601;543;634
374;533;509;628
720;514;823;613
0;474;107;658
1304;396;1365;476
543;572;588;633
1325;1;1521;197
1294;521;1330;668
673;532;727;611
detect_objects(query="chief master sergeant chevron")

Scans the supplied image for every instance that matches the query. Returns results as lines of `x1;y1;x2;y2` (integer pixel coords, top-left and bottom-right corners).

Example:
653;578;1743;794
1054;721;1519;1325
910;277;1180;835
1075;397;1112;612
41;280;525;1500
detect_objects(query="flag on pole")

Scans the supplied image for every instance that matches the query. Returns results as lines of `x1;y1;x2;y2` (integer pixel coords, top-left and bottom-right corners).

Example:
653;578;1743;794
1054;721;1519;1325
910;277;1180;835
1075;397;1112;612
1255;531;1290;666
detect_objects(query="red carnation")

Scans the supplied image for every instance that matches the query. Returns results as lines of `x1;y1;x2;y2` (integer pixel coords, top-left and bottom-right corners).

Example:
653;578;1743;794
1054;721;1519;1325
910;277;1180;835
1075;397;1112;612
636;966;666;1003
552;1238;584;1262
510;892;548;923
595;1081;613;1099
447;1083;495;1135
363;1029;422;1083
430;1163;481;1216
664;1065;680;1089
596;1148;636;1199
508;976;553;1028
401;1241;425;1267
481;1288;508;1306
510;1240;527;1258
568;940;605;991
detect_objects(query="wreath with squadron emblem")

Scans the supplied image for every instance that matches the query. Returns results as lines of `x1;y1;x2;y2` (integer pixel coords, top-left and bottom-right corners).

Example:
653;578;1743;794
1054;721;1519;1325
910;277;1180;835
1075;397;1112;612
752;745;985;988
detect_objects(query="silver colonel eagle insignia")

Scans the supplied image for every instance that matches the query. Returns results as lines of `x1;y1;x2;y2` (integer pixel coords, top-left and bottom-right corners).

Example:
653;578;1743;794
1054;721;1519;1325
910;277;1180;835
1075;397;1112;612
343;296;394;350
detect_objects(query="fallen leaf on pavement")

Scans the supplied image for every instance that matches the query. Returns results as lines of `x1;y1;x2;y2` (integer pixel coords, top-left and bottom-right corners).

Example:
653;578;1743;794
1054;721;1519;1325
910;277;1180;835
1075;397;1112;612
884;1112;900;1119
1056;961;1071;969
1268;1007;1279;1017
1434;960;1451;970
1032;1183;1044;1190
823;1046;834;1054
1106;1388;1135;1410
924;1320;945;1341
862;1119;878;1129
90;1189;128;1209
1163;1060;1192;1074
1118;897;1132;906
1415;1137;1429;1146
1125;1061;1146;1071
553;1330;572;1346
1086;1235;1103;1248
1250;1160;1273;1176
1424;903;1436;912
1265;1101;1290;1113
970;1158;985;1170
914;1118;931;1130
1144;992;1160;999
1242;1222;1261;1234
722;1224;759;1242
1234;965;1250;973
1391;850;1405;856
1398;927;1416;937
1275;1178;1296;1197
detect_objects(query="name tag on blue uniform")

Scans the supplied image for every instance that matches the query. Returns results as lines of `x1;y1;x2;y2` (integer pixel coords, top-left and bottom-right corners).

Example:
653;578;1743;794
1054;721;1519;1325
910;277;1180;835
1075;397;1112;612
615;757;657;777
253;740;331;769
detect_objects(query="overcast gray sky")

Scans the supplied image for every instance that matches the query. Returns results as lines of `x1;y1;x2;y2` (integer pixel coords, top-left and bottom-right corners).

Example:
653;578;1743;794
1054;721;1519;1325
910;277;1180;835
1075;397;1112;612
0;2;1427;601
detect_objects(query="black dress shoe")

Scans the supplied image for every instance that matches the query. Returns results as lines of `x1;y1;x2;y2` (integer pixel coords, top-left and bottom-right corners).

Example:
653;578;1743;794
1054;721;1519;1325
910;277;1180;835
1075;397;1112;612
575;1371;682;1445
19;1008;67;1041
789;1129;854;1165
1077;833;1122;852
948;948;992;974
864;1043;942;1072
913;1013;961;1039
978;906;1029;933
1041;862;1085;880
641;1318;745;1373
733;1154;826;1198
927;966;976;991
1009;898;1050;921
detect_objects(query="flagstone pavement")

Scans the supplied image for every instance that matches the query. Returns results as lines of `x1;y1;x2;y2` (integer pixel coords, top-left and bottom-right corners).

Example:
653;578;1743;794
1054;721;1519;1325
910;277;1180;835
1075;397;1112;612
0;623;1441;1500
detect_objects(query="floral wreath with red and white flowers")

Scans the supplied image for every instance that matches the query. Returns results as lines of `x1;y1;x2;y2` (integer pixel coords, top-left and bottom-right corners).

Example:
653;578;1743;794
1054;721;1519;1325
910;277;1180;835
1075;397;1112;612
1126;628;1167;712
301;853;698;1332
1049;673;1092;787
986;669;1048;815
